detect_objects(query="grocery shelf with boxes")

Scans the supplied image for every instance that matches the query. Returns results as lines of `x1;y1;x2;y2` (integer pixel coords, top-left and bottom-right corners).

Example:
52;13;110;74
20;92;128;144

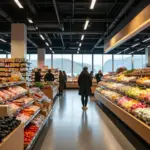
95;68;150;144
0;58;31;82
0;72;53;149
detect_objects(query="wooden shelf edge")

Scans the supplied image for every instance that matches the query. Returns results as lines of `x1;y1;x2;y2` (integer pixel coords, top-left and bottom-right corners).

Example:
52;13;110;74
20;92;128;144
94;92;150;144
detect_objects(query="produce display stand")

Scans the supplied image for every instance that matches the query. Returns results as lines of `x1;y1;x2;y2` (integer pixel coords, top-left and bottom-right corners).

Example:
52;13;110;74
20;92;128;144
0;123;24;150
91;83;97;94
95;92;150;144
67;82;79;89
24;109;52;150
42;86;58;100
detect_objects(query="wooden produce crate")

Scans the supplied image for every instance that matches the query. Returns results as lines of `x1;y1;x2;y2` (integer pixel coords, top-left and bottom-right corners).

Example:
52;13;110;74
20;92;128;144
0;123;24;150
94;92;150;144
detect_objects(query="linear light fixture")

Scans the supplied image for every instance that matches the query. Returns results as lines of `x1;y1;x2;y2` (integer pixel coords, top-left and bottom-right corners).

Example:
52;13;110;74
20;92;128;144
77;51;79;54
0;38;6;43
137;48;144;52
0;49;3;51
129;51;134;54
14;0;23;8
117;51;121;54
143;37;150;43
40;34;45;40
27;18;33;23
84;19;89;30
49;47;52;51
36;27;38;30
52;51;54;54
81;35;84;41
148;45;150;48
131;43;140;48
79;43;82;47
124;47;129;52
78;48;80;51
90;0;97;9
45;42;49;46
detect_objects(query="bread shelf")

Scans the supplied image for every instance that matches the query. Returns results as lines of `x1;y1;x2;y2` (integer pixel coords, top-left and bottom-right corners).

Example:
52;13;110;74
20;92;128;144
95;92;150;144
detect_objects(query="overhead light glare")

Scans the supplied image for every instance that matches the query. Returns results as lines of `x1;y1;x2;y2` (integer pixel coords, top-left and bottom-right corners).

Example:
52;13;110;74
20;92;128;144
129;51;134;54
143;37;150;43
52;51;54;54
27;18;33;23
81;35;84;41
124;48;129;52
0;49;3;51
90;0;97;9
49;47;52;51
0;38;6;43
78;48;80;51
45;42;49;46
40;34;45;40
131;43;140;48
14;0;23;8
84;19;89;30
79;43;82;47
36;26;38;30
137;48;144;52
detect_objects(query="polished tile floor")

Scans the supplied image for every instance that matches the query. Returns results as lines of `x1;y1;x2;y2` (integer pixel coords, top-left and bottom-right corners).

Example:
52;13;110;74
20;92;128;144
33;90;136;150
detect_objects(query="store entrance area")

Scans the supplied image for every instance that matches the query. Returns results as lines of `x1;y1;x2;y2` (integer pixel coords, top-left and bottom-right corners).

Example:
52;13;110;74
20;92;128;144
32;90;135;150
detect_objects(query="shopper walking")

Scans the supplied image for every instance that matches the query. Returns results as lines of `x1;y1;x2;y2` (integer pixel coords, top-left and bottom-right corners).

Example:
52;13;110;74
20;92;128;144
44;69;54;82
59;70;65;95
95;70;103;83
78;67;92;110
63;71;67;90
35;69;42;82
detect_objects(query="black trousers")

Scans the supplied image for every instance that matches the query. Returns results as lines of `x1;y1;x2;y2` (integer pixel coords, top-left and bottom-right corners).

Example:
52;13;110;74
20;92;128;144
81;95;88;107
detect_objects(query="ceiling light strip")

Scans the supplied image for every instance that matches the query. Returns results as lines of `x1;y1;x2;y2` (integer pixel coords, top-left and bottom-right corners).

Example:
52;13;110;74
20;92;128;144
79;43;82;47
27;18;33;23
131;43;140;48
84;19;89;30
81;35;84;41
90;0;97;9
143;37;150;43
0;38;6;43
14;0;23;8
40;34;45;40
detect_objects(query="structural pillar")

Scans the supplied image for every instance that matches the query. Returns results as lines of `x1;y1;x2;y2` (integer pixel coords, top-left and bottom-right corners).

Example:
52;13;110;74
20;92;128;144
38;48;45;68
145;47;150;67
11;24;27;58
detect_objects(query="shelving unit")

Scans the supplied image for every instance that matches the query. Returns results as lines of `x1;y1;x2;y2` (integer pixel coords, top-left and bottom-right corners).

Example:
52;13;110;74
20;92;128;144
95;92;150;144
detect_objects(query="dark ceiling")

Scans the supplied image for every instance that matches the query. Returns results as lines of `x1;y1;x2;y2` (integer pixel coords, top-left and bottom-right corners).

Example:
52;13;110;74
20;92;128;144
0;0;149;54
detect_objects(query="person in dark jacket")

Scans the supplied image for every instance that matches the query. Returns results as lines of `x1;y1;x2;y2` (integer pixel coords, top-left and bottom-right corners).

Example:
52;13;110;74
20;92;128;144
44;69;54;82
35;69;42;82
59;70;65;95
95;70;103;83
78;67;92;110
63;71;67;90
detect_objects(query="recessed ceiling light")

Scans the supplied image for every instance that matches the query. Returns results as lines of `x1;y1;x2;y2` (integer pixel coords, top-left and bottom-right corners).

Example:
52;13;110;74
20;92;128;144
143;37;150;43
90;0;97;9
27;18;33;23
131;43;140;48
40;34;45;40
0;38;6;43
45;42;49;46
79;43;82;47
84;19;89;30
81;35;84;41
14;0;23;8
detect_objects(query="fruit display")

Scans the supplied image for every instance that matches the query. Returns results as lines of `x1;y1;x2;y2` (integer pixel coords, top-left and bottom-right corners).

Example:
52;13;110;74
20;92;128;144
31;114;45;127
24;123;39;144
133;108;150;124
0;116;21;140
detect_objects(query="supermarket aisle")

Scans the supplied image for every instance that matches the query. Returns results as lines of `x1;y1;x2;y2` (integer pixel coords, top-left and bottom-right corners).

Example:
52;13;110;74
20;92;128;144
33;90;135;150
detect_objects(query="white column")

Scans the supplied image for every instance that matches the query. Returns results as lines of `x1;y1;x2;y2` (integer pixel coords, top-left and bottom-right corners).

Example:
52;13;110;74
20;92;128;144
145;47;150;66
38;48;45;68
11;24;27;58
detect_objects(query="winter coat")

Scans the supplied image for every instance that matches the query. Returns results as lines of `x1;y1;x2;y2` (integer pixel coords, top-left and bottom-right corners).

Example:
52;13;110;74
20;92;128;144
44;73;54;81
95;73;103;83
59;74;65;91
35;72;42;82
78;71;92;96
